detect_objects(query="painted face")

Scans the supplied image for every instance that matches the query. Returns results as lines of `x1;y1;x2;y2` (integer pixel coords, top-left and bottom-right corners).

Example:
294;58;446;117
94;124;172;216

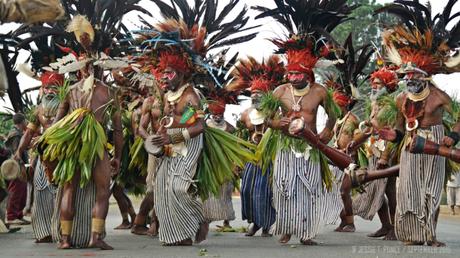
251;91;264;110
161;67;183;91
370;87;387;101
210;114;224;124
42;85;58;96
403;73;427;94
370;79;387;100
41;88;60;118
287;71;309;89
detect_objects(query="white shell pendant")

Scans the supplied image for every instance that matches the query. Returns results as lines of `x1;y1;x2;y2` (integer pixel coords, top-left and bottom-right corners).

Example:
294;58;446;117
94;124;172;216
292;104;301;112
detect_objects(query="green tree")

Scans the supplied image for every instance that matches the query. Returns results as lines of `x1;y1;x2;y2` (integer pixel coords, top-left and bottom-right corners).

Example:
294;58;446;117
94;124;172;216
330;0;397;118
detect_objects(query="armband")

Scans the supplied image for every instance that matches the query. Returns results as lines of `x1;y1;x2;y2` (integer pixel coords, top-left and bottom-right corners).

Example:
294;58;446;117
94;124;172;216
182;129;191;141
393;129;404;143
169;132;185;144
196;110;205;119
448;131;460;145
26;123;38;132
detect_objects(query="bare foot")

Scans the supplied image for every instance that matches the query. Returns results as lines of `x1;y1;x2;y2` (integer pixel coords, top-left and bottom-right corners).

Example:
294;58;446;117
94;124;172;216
300;239;318;245
245;223;260;237
404;241;424;246
335;224;355;233
216;224;232;230
334;221;346;232
114;220;132;230
334;225;344;232
178;238;193;246
383;228;397;241
367;227;390;238
261;228;272;237
58;235;71;249
195;222;209;243
162;238;193;246
35;235;53;243
278;234;291;244
427;239;446;247
147;222;158;237
89;239;114;250
8;227;21;233
131;225;149;235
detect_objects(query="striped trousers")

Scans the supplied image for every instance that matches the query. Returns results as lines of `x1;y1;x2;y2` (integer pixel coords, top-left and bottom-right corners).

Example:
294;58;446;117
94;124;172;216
352;156;388;220
31;160;56;240
51;180;101;248
327;166;345;224
396;125;445;243
272;150;341;240
240;163;275;230
154;129;205;244
203;182;235;222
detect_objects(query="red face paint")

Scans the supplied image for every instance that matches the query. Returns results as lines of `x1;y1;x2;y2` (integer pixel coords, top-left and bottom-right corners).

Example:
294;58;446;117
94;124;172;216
163;71;176;81
287;73;305;82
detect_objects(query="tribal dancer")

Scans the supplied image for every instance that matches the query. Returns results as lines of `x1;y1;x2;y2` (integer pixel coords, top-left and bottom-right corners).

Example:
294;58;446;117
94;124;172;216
112;71;155;231
149;44;208;246
325;34;374;233
12;33;68;242
226;55;284;236
33;1;147;249
14;69;64;242
111;89;143;230
254;0;355;245
203;93;236;230
349;65;400;240
376;0;460;246
133;68;163;236
40;18;123;249
138;0;258;246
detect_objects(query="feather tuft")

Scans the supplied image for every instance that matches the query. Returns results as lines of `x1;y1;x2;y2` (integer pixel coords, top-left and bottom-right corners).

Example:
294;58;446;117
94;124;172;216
66;15;95;44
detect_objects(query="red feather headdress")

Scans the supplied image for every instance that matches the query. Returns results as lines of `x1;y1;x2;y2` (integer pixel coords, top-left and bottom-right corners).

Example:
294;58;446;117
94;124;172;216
207;88;238;115
226;55;285;93
40;71;64;87
370;67;399;92
376;0;460;75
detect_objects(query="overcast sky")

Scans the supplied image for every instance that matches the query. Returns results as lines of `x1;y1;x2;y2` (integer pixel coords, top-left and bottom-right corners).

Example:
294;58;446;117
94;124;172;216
1;0;459;125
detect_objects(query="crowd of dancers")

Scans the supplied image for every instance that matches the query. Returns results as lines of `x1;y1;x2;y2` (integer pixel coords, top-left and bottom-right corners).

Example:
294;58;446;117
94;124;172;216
0;0;460;250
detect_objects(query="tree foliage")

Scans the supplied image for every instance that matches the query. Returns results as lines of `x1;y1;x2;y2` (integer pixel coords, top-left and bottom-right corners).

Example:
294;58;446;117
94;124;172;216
332;0;396;73
330;0;397;118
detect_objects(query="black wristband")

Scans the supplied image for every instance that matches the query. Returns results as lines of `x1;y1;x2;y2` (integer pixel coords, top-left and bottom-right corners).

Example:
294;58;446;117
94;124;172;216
448;131;460;145
393;129;404;143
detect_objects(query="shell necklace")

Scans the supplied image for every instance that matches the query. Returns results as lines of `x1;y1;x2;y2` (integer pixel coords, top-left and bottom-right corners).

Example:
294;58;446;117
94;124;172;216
290;84;310;112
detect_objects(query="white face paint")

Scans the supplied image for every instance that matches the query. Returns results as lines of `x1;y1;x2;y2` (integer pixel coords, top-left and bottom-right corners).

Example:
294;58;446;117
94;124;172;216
406;79;427;94
403;73;428;94
370;87;388;101
251;91;264;110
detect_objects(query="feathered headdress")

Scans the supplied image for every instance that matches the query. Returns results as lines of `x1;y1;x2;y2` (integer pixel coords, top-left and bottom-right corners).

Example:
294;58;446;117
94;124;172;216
254;0;357;79
327;34;374;108
14;0;150;58
375;0;460;75
226;55;286;94
370;66;399;92
0;33;21;109
65;15;95;45
135;0;259;85
14;30;66;89
207;88;238;115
